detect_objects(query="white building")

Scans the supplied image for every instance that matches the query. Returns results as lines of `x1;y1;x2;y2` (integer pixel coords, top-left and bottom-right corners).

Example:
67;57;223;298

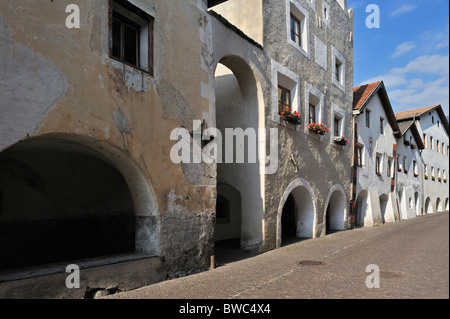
395;120;425;219
352;81;401;226
396;105;450;214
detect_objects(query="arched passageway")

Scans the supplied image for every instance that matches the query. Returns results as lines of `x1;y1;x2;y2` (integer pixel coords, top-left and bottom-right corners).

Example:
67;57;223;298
436;198;443;213
425;197;432;214
277;179;316;247
355;191;368;227
326;188;347;232
414;192;420;216
379;194;389;224
0;135;159;271
214;56;264;252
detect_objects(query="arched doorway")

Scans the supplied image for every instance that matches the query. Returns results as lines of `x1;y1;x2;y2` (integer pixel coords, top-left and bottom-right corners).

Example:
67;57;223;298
425;197;432;214
414;192;420;216
436;198;443;212
277;179;316;247
355;191;368;227
214;56;264;252
379;194;389;224
325;186;347;233
0;135;159;271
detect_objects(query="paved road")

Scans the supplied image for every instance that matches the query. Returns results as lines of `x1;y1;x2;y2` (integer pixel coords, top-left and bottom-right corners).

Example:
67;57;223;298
107;212;449;299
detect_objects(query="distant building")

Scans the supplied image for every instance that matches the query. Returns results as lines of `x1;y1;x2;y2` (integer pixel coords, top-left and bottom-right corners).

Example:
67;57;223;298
396;105;450;215
352;81;401;227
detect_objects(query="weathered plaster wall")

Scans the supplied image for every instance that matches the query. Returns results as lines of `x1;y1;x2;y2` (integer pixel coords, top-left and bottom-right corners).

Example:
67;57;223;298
262;0;354;248
0;0;216;277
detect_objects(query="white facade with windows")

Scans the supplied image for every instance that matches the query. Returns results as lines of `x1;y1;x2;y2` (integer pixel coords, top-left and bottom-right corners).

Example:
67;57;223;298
353;82;400;227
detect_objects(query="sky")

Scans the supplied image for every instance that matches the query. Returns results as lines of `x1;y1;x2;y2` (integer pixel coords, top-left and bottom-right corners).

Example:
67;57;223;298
347;0;449;116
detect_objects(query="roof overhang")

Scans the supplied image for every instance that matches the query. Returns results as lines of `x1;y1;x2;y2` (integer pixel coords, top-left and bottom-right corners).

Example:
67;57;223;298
354;81;402;139
397;104;449;136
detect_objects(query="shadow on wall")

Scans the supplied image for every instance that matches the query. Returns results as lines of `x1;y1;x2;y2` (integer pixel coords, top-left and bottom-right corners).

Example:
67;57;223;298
0;138;136;271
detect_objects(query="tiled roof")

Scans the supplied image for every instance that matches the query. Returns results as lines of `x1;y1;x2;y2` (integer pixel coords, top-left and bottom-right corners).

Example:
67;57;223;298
353;81;381;110
395;105;441;120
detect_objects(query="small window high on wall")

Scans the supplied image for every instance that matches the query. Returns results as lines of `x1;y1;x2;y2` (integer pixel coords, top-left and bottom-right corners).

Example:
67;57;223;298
110;0;154;74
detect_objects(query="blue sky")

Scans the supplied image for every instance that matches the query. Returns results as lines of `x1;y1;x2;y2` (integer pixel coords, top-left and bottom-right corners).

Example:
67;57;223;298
347;0;449;116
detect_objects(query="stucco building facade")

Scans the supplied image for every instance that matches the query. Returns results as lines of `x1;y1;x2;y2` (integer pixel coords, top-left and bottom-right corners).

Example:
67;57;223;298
0;0;355;298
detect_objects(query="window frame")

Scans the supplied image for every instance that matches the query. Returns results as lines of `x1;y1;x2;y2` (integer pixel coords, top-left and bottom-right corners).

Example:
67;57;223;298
365;109;371;128
287;0;310;59
109;0;154;75
376;153;383;176
356;144;364;168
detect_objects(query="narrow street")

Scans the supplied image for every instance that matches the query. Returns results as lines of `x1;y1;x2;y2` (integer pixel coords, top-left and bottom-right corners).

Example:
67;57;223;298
107;212;449;299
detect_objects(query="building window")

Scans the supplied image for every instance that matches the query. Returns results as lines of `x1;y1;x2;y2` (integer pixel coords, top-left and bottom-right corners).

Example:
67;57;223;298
403;156;408;173
334;116;341;137
356;145;364;168
278;86;291;113
437;140;440;153
290;14;302;47
309;103;317;125
432;116;435;124
304;82;324;135
376;154;383;176
366;110;371;128
271;60;301;124
387;157;393;177
423;133;427;148
442;142;445;155
288;1;310;58
380;117;384;135
430;136;433;150
322;1;331;27
332;47;345;91
413;160;418;175
110;0;154;74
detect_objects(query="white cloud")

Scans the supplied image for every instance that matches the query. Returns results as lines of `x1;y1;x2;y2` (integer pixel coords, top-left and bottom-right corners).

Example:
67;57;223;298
389;5;419;18
361;55;450;115
390;41;416;58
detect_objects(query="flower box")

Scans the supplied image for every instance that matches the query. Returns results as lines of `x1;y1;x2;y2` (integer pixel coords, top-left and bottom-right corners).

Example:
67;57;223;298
334;136;350;146
398;168;402;172
404;140;410;146
425;175;429;180
410;144;416;150
414;173;419;178
438;177;442;182
432;176;436;181
279;107;303;126
404;169;408;174
445;179;448;183
308;123;329;136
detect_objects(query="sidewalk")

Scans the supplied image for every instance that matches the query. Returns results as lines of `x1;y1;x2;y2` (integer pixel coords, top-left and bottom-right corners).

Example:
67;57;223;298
105;212;449;299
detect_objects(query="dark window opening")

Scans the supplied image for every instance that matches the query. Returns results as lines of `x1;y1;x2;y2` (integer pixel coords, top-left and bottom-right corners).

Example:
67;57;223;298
110;0;154;75
278;86;291;113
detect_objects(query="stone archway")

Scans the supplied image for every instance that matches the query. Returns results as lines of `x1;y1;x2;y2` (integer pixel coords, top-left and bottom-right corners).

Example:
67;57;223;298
0;134;160;271
324;185;348;232
414;192;420;216
436;198;443;213
277;178;317;248
425;197;432;214
379;194;389;224
213;55;265;252
355;190;368;227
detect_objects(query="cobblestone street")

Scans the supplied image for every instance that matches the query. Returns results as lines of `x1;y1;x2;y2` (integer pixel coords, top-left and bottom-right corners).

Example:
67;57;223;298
106;212;449;300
